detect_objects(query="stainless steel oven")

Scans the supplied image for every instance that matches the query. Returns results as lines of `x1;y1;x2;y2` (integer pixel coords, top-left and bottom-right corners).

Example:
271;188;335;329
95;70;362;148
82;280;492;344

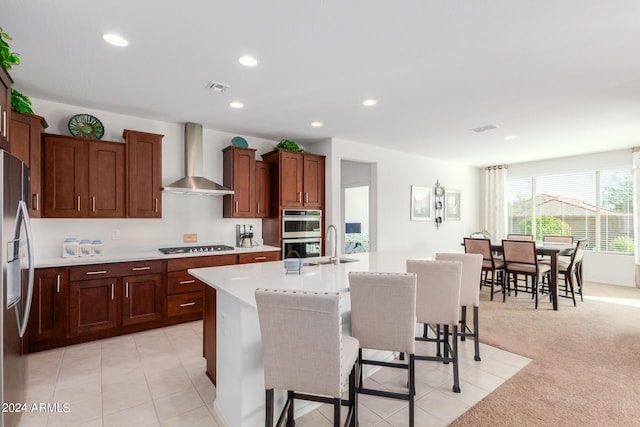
282;237;322;259
282;209;322;239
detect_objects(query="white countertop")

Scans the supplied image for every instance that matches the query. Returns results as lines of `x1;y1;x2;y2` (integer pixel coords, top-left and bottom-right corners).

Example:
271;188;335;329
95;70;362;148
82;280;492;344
188;250;432;309
34;245;281;268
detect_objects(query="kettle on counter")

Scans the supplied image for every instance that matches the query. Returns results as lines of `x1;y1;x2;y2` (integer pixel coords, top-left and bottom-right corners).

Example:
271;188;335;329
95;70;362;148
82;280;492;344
236;224;257;248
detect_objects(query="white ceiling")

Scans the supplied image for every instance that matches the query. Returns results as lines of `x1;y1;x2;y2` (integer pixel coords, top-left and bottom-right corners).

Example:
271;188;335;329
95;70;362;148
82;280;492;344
2;0;640;167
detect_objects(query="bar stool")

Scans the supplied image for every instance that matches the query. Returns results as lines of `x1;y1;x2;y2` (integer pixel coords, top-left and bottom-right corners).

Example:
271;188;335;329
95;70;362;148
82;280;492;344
255;289;359;427
407;259;463;393
435;253;483;361
349;272;417;427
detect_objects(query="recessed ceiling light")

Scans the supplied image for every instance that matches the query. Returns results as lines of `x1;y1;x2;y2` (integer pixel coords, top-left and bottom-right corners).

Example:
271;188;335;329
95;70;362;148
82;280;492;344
311;122;323;127
362;99;377;106
229;102;244;109
238;56;258;67
504;135;517;140
102;33;128;47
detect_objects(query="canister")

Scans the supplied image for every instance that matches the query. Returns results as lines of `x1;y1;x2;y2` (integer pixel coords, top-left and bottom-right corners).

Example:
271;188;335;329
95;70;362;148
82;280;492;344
79;239;92;257
92;240;103;256
63;238;79;258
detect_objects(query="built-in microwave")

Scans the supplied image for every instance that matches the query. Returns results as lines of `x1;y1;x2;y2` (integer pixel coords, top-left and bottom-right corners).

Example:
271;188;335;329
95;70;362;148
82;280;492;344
282;237;322;259
281;209;322;239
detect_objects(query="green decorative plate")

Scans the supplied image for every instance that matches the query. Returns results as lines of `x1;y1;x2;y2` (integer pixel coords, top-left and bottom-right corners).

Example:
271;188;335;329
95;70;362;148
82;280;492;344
231;136;248;148
68;114;104;139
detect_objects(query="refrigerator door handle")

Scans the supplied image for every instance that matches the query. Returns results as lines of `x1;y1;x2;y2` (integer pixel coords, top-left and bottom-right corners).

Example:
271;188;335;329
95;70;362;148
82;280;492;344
16;200;35;338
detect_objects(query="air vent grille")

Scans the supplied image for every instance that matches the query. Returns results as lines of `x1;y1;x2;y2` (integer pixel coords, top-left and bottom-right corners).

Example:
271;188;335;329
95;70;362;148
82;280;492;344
471;124;499;133
205;81;231;92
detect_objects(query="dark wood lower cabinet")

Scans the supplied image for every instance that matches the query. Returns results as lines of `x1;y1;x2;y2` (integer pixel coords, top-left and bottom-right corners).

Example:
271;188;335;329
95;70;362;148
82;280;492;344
70;278;118;335
122;273;163;326
27;268;68;347
203;286;216;385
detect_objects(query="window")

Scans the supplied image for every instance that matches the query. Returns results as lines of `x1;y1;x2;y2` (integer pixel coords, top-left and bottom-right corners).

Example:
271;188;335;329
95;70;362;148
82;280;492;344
507;168;633;254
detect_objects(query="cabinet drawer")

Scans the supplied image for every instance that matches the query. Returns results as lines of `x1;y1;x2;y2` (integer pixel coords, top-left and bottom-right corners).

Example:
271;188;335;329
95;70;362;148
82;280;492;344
167;271;204;295
70;260;164;281
167;292;203;317
166;254;237;272
238;251;280;264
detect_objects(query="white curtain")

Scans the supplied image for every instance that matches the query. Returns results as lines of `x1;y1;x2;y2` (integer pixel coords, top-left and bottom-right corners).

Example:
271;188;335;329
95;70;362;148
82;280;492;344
632;148;640;288
482;165;508;242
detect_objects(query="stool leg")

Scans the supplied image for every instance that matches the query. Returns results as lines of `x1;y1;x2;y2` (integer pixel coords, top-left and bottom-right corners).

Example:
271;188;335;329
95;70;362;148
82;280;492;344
265;389;274;427
333;397;341;427
349;363;357;427
443;325;449;364
436;325;442;358
287;391;295;427
460;306;467;342
409;354;415;427
452;325;460;393
357;348;363;389
473;305;481;361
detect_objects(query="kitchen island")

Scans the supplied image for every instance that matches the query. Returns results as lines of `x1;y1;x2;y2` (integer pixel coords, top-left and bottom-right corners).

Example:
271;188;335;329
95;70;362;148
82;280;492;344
189;250;431;427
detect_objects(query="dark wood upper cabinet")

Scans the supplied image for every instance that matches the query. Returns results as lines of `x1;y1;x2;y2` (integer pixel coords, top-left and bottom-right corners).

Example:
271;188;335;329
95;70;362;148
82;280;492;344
223;146;256;218
123;129;163;218
9;111;48;217
255;160;271;217
262;149;325;209
0;66;12;151
43;134;89;217
89;141;125;217
43;134;124;218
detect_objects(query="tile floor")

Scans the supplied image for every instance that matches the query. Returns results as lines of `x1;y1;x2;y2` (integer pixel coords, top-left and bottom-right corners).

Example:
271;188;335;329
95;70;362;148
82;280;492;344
17;321;530;427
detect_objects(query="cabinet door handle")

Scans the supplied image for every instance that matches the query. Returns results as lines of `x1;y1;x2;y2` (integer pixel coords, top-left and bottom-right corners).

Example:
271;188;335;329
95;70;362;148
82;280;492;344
92;196;96;212
179;280;195;285
254;256;267;260
85;270;107;275
77;196;81;212
2;110;6;137
180;302;196;307
154;198;159;213
304;192;309;203
125;282;129;298
298;192;302;202
235;200;238;213
33;193;39;211
56;274;61;293
131;266;151;271
256;202;260;213
111;283;115;300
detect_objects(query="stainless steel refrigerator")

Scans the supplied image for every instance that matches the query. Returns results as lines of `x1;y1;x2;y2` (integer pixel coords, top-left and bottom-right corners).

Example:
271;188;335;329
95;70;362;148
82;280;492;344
0;150;34;427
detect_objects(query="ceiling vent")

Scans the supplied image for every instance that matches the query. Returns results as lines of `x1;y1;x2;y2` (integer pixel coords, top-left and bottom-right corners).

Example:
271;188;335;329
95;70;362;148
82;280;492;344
471;124;499;133
205;81;231;93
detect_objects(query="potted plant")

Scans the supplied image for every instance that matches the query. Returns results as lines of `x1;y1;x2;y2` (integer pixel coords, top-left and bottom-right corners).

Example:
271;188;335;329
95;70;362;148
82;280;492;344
1;25;34;114
274;139;304;152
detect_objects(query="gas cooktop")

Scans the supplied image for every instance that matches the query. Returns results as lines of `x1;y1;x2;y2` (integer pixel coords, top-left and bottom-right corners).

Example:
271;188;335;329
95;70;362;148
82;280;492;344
158;245;234;254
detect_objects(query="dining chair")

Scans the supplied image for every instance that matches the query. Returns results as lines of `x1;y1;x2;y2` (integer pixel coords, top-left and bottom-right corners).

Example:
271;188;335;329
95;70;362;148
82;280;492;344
507;233;534;241
435;253;483;361
541;235;574;264
255;289;359;427
555;239;587;306
501;240;551;308
463;237;504;301
407;259;463;392
349;272;417;427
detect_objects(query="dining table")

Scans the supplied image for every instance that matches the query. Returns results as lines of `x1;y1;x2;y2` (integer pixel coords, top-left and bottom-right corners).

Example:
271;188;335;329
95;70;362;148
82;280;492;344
491;241;576;310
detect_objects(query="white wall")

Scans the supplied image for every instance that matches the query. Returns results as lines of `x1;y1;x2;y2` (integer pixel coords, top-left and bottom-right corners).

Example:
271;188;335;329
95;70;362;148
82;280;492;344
316;137;480;257
30;97;283;259
506;149;635;286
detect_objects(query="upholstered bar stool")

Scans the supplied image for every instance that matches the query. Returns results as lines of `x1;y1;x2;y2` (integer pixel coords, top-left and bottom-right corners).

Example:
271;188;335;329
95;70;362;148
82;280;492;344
349;272;417;427
407;259;463;393
255;289;359;427
435;253;483;361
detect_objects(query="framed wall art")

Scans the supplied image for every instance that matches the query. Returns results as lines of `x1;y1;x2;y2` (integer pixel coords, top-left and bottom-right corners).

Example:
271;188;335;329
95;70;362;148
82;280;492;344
410;186;432;221
444;188;461;220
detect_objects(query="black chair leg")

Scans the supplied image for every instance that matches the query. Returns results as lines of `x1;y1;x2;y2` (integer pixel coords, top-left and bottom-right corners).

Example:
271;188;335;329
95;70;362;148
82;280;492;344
452;325;460;393
265;389;274;427
333;397;341;427
358;348;363;389
460;306;467;342
349;363;357;427
442;325;449;363
473;305;481;361
286;391;295;427
409;354;415;427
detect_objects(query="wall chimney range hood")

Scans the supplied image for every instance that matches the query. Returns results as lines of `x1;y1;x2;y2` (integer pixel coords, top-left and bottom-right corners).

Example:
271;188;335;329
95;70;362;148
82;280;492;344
163;123;234;195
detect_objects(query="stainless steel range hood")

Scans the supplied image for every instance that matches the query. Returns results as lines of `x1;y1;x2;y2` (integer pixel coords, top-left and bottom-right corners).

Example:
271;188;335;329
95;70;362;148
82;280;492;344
163;123;234;195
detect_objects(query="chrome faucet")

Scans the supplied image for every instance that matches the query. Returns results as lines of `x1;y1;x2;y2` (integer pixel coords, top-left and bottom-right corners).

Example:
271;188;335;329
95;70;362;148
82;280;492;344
326;224;339;264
